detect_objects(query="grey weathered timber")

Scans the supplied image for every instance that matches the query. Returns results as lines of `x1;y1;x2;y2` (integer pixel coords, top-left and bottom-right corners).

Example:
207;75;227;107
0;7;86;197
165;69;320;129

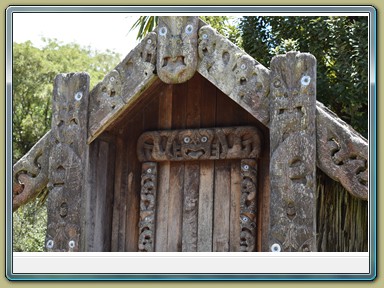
88;32;157;142
269;52;317;252
197;26;270;125
316;102;368;200
137;126;261;162
157;16;199;84
12;131;50;211
138;162;158;252
240;159;258;252
45;72;90;252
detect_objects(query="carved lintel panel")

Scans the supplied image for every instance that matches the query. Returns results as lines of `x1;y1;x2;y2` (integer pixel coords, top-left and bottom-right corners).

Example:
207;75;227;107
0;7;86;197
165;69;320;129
138;162;158;252
46;73;89;252
13;131;51;211
240;159;257;252
137;126;261;162
197;26;270;125
156;16;198;84
269;52;317;252
316;102;368;200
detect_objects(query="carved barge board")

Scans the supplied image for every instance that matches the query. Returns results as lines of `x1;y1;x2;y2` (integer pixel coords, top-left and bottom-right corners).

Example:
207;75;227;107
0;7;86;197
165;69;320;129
13;131;51;211
46;73;90;252
316;102;368;200
88;32;157;143
197;25;270;125
137;126;261;162
269;52;317;252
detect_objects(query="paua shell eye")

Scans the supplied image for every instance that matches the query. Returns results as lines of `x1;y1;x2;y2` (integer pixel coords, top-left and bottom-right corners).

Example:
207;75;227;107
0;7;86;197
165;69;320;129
273;79;281;88
183;136;191;144
301;75;311;86
159;27;167;36
201;136;208;143
185;24;193;34
242;216;248;222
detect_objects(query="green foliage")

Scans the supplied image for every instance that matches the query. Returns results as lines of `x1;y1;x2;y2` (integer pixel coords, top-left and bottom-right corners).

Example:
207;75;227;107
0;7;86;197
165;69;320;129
13;39;121;251
239;16;368;137
13;201;47;252
13;39;120;164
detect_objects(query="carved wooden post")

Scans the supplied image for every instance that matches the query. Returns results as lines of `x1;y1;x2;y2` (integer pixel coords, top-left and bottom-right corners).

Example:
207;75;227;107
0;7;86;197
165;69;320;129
269;52;317;252
240;159;257;252
138;162;158;252
45;73;90;252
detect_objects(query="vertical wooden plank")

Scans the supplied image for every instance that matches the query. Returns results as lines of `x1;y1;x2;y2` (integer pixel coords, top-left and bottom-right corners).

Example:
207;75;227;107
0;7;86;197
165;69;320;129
111;136;123;251
229;160;241;252
46;73;89;252
213;161;231;252
125;114;142;251
197;76;216;252
155;85;173;251
197;162;214;252
181;75;201;252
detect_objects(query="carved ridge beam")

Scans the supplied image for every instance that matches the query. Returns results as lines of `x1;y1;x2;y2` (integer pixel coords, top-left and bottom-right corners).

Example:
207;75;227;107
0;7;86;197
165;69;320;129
137;126;261;162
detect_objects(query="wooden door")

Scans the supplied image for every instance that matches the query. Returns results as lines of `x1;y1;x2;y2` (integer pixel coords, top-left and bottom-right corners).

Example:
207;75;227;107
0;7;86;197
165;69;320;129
136;127;260;252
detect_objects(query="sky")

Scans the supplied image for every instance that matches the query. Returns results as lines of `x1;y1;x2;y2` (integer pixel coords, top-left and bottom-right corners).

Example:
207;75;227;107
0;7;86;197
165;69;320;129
13;13;140;60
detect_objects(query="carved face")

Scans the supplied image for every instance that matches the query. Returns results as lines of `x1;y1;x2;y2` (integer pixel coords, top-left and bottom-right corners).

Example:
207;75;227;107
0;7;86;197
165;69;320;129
178;130;213;160
156;16;198;84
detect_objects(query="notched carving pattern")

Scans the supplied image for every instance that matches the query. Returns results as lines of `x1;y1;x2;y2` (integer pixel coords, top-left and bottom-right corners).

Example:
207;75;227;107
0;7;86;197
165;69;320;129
137;126;261;162
240;159;257;252
88;32;157;139
269;52;316;252
157;16;198;84
138;162;158;252
197;26;270;125
316;103;368;200
13;131;51;211
46;72;89;252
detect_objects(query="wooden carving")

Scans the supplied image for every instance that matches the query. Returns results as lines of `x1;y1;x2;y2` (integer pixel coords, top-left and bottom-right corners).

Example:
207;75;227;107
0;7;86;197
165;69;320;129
46;73;89;252
316;102;368;200
138;162;158;252
197;25;270;125
156;16;198;84
240;159;257;252
88;32;157;141
269;52;317;252
137;126;261;162
12;131;51;211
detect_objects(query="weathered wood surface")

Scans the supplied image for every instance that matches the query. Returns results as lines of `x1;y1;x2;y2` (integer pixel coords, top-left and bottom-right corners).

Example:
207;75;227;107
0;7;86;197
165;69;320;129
269;52;317;252
82;134;115;252
157;16;199;84
138;162;158;252
137;126;261;162
197;25;270;125
240;159;258;252
316;102;368;200
46;72;89;252
88;32;157;142
12;131;50;211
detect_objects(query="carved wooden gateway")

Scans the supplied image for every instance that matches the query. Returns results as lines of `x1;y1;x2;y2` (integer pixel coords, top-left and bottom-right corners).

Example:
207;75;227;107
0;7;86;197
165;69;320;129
12;16;369;253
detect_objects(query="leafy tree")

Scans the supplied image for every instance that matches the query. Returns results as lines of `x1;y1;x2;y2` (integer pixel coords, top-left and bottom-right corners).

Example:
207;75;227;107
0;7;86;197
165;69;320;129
13;39;121;251
239;16;368;137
